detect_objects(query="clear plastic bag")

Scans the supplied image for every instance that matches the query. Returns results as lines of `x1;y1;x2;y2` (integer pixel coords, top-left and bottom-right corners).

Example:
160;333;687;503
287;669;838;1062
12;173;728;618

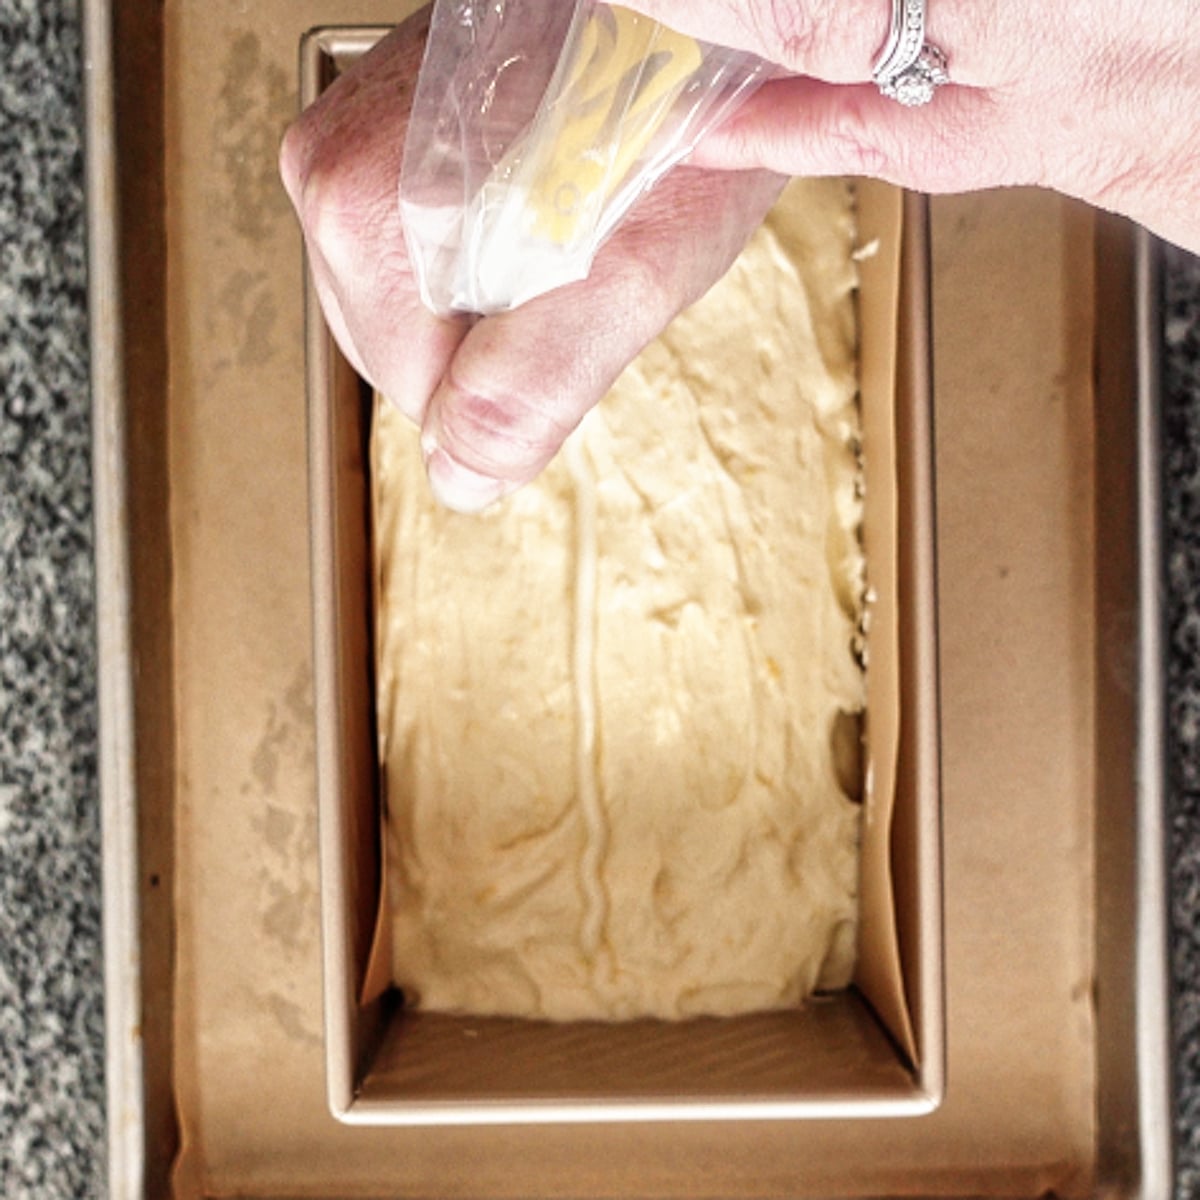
400;1;769;316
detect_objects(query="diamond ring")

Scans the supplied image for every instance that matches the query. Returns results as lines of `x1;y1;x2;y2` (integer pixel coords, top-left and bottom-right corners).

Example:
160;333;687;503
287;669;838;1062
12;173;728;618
873;0;950;106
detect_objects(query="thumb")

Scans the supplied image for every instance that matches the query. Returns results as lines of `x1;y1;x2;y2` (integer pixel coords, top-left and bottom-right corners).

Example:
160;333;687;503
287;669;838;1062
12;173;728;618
421;166;785;513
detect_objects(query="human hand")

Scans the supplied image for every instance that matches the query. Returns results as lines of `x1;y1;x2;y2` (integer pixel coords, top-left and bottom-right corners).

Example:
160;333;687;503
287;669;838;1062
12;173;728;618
280;11;785;512
619;0;1200;255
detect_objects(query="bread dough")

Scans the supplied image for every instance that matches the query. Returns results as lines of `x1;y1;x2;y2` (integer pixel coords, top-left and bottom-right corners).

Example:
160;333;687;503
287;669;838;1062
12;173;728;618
374;178;864;1022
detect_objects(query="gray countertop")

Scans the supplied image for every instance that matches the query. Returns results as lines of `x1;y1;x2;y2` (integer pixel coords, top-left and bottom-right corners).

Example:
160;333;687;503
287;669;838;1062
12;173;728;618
1;0;105;1196
1;0;1197;1196
1165;242;1200;1196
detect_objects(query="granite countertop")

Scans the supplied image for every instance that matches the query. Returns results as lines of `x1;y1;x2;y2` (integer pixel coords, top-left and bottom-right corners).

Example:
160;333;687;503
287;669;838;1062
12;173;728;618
1165;242;1200;1196
1;1;1198;1197
1;1;105;1196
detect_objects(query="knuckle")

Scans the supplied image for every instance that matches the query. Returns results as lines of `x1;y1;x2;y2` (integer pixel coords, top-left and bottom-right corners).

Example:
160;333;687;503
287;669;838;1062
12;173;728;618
746;0;862;77
587;221;681;327
291;143;380;275
438;381;569;475
715;111;785;173
740;0;834;70
278;93;394;269
825;90;1009;193
616;242;680;317
759;0;821;69
298;171;353;266
824;98;892;176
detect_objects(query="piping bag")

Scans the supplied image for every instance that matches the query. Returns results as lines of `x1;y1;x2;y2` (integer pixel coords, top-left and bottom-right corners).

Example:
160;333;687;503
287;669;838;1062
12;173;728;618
400;1;769;317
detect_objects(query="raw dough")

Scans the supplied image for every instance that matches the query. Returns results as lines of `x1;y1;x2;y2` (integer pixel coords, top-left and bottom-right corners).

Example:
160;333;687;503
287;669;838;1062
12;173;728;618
375;178;864;1021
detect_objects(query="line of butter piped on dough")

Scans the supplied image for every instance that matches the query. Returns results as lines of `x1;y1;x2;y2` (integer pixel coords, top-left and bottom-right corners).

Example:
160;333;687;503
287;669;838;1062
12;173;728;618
562;424;609;966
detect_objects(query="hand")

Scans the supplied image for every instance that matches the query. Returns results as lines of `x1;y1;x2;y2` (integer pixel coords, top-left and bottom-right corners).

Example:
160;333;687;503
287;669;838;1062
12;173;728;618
280;11;785;512
620;0;1200;255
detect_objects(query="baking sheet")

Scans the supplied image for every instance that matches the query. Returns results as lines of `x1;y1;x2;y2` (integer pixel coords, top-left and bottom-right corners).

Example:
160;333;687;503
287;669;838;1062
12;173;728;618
86;0;1173;1193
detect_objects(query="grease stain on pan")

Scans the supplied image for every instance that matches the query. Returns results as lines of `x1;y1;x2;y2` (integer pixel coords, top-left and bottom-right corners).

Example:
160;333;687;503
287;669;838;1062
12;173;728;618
214;31;294;244
262;991;322;1048
206;32;294;372
210;268;280;369
241;665;319;957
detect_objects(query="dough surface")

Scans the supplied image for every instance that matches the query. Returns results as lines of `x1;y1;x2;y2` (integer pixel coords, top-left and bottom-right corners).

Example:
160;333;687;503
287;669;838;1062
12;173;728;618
375;178;864;1022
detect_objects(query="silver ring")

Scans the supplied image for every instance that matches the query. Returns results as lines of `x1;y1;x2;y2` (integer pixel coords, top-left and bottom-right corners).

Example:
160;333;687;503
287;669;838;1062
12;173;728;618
873;0;949;106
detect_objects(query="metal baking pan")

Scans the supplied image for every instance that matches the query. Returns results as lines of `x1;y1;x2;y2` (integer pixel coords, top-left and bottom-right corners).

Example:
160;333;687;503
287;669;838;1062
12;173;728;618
305;28;944;1128
84;0;1174;1191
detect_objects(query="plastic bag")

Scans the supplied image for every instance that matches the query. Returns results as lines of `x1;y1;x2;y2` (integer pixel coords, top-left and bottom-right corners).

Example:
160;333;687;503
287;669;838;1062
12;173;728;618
400;1;769;316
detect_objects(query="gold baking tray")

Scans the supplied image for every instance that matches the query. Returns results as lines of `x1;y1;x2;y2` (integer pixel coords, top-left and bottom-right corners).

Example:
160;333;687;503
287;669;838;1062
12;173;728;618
85;0;1173;1194
305;26;943;1127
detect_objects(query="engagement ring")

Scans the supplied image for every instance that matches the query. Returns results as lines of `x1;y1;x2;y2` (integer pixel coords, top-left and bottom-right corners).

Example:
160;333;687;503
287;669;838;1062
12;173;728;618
873;0;949;106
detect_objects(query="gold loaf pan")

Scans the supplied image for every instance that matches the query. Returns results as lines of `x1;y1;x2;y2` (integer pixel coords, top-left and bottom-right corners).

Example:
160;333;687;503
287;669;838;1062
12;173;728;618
305;26;943;1127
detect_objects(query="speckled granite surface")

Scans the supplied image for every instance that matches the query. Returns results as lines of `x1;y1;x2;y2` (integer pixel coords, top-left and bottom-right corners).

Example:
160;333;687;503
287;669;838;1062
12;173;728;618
0;1;107;1198
0;1;1199;1196
1165;242;1200;1200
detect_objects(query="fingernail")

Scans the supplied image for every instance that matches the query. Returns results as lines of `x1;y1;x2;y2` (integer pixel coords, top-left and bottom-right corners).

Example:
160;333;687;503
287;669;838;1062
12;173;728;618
421;434;511;514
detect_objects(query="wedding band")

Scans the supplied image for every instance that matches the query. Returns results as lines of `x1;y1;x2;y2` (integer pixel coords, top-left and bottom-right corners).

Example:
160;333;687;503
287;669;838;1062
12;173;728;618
873;0;949;106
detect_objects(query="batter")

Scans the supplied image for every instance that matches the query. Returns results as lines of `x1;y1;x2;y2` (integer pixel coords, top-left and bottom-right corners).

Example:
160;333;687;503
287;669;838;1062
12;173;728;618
375;178;864;1021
